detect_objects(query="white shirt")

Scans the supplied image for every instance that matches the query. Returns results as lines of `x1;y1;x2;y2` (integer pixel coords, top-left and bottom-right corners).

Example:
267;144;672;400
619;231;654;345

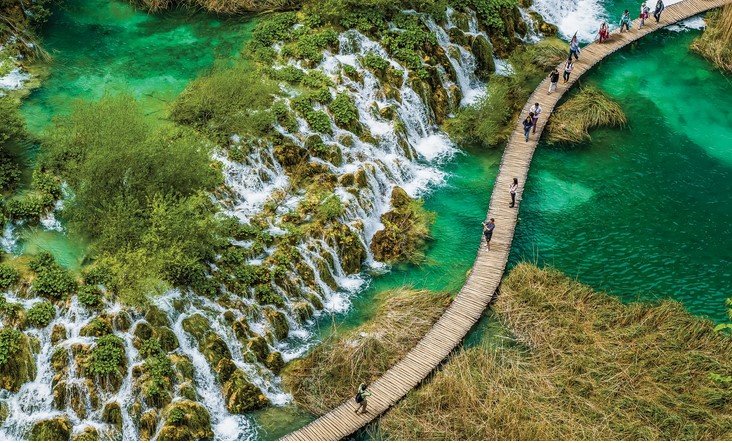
510;183;518;194
530;105;542;116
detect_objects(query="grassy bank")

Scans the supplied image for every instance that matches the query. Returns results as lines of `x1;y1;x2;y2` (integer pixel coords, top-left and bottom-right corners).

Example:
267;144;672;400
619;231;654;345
282;288;450;415
375;264;732;440
690;5;732;72
547;85;627;144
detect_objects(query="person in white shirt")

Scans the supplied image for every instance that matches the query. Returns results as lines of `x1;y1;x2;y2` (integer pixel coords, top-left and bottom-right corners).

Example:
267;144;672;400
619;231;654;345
529;102;542;133
509;177;518;208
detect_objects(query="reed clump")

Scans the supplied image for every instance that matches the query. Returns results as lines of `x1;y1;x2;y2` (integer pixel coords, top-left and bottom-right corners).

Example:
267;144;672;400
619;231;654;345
690;5;732;72
377;264;732;440
281;288;450;415
547;85;627;144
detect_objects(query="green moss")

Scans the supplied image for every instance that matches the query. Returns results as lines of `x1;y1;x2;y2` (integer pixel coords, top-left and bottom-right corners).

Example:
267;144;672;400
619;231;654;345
157;400;214;440
80;317;112;337
71;426;99;441
222;369;269;413
101;402;122;430
0;328;36;391
26;301;55;328
138;355;175;408
370;187;434;264
264;308;290;341
248;335;270;363
363;51;390;72
31;259;77;301
265;351;285;374
28;416;72;441
0;264;20;291
181;314;211;341
303;109;333;135
328;93;360;131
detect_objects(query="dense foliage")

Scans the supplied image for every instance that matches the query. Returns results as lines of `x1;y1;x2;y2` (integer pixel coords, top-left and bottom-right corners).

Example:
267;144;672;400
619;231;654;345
40;96;225;305
26;301;55;328
0;97;26;194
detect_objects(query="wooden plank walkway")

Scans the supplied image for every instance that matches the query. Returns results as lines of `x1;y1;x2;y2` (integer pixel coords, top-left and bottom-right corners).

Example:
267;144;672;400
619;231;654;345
282;0;730;439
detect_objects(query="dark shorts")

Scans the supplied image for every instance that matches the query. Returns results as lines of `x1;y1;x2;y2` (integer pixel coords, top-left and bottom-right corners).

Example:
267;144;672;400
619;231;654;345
484;232;493;241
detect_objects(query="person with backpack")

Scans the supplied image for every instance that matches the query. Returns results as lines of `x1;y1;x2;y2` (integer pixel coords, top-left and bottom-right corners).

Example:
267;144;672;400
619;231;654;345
653;0;665;22
548;68;560;94
569;34;581;61
620;10;632;32
482;218;495;249
354;383;372;414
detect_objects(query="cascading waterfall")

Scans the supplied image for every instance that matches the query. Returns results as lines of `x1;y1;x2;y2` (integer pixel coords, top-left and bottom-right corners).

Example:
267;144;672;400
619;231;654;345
0;6;498;440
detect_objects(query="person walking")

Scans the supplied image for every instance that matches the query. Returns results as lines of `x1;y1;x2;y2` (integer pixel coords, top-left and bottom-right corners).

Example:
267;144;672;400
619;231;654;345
569;34;581;61
523;113;534;142
548;68;560;94
620;10;632;32
354;383;372;414
598;21;610;42
653;0;665;22
563;59;573;83
509;178;519;208
529;102;542;133
482;218;495;249
639;2;650;27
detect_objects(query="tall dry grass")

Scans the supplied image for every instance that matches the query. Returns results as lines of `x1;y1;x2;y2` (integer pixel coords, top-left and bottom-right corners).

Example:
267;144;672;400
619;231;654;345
281;288;450;415
377;264;732;440
691;5;732;72
547;85;627;144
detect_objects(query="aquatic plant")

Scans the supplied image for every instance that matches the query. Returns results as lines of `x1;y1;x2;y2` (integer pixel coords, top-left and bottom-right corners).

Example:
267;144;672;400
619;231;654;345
26;301;55;328
547;85;627;143
376;264;732;440
282;288;450;414
690;5;732;72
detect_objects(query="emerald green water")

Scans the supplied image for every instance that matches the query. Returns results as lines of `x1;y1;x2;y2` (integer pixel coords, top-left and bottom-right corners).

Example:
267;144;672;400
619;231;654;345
511;30;732;321
12;0;255;266
21;0;255;133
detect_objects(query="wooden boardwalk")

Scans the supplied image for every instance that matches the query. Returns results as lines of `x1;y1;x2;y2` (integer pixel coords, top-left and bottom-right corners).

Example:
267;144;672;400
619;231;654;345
282;0;730;439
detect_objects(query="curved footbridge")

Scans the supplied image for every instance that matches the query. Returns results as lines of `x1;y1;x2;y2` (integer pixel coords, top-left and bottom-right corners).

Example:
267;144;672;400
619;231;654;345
282;0;731;439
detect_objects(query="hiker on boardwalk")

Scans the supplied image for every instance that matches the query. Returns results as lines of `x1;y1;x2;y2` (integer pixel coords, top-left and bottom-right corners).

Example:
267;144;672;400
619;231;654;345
639;2;651;27
598;21;610;42
509;178;519;208
654;0;665;22
620;9;632;32
482;218;495;250
529;102;542;133
548;68;560;94
523;113;534;142
354;383;372;414
569;34;581;61
563;59;574;83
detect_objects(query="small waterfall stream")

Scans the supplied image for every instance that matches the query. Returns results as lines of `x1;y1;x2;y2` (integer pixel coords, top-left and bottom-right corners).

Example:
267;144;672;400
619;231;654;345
0;6;499;440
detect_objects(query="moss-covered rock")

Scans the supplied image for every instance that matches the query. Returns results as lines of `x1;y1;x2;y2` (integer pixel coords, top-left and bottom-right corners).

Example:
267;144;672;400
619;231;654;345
201;332;232;369
0;401;9;427
471;35;495;80
138;409;159;441
157;400;214;441
293;301;314;323
370;187;434;264
79;316;112;337
51;324;67;345
179;381;198;401
155;326;180;352
112;311;132;332
132;320;154;341
145;305;171;328
181;314;211;341
28;416;72;441
528;11;558;36
232;317;252;341
323;223;367;274
264;308;289;341
265;351;285;374
101;401;122;431
71;426;99;441
222;369;269;413
247;335;270;363
0;328;36;392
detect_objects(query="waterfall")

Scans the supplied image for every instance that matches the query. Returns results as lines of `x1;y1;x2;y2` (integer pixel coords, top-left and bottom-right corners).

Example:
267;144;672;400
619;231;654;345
0;5;495;439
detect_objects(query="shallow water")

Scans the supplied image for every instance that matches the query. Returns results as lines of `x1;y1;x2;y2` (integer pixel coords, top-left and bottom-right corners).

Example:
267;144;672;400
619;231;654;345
511;30;732;321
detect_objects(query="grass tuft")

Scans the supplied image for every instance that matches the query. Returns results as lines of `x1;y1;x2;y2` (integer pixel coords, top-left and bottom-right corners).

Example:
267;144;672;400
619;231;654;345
547;85;627;144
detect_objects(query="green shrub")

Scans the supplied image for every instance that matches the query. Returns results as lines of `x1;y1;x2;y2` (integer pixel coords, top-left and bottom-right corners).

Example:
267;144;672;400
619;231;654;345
32;265;77;300
363;51;390;71
304;110;333;135
89;334;125;377
26;301;55;328
0;328;21;366
77;285;102;309
268;65;305;84
251;12;298;46
0;264;20;291
316;194;345;221
328;93;359;129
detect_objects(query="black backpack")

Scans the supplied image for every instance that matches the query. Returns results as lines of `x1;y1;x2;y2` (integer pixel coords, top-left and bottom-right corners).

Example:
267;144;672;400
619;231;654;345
355;392;364;403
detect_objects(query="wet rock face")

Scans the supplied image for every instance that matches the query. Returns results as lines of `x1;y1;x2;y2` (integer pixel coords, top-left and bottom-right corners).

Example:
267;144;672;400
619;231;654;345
28;416;72;441
471;35;495;80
